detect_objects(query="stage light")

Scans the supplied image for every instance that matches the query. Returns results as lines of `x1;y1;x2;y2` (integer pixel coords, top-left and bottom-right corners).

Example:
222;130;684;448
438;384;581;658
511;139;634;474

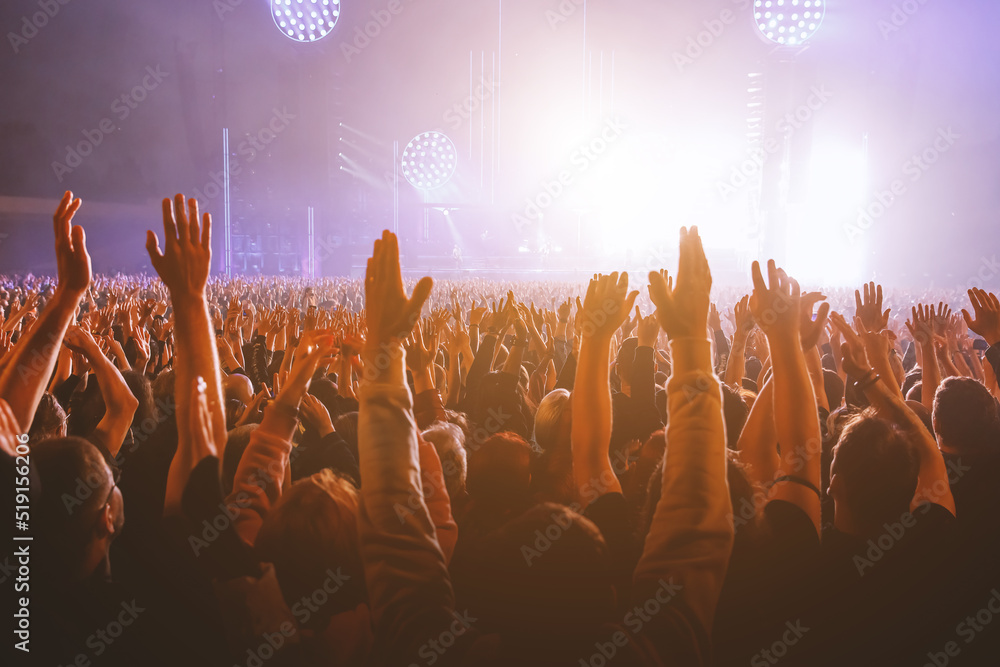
753;0;824;46
271;0;340;42
400;131;457;190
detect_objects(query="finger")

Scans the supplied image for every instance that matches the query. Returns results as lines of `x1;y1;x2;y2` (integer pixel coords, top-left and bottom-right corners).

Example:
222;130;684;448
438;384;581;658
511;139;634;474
750;261;767;295
624;290;639;317
185;197;200;244
161;198;179;244
201;212;212;250
146;230;165;266
405;276;434;325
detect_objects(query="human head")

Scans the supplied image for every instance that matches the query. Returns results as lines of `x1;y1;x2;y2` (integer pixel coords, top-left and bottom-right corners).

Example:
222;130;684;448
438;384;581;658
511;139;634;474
255;470;366;629
29;392;67;444
467;432;532;511
465;503;615;643
422;422;467;501
828;413;919;536
532;389;570;456
33;437;124;580
933;376;1000;455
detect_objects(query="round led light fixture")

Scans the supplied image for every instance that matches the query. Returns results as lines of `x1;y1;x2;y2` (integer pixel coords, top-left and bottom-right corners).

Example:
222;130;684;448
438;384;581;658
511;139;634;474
753;0;825;46
271;0;341;43
401;131;457;190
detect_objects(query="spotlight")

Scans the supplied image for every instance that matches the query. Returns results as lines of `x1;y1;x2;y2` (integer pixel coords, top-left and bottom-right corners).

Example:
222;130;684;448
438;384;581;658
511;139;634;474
400;131;457;190
271;0;340;43
753;0;824;46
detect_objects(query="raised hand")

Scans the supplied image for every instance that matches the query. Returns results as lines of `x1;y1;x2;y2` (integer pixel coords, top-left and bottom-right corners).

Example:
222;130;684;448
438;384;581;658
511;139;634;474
648;226;712;340
749;259;799;342
799;292;831;351
932;302;952;337
300;393;335;438
854;281;890;332
403;321;434;374
708;303;723;332
53;191;92;296
365;230;433;352
830;312;873;381
579;272;638;339
731;294;755;340
146;194;212;300
637;312;660;349
906;304;935;347
963;288;1000;346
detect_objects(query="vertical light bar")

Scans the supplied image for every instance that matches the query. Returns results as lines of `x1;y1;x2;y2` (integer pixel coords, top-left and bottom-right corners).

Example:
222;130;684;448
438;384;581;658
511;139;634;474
491;51;496;205
480;50;485;190
496;0;502;173
393;140;399;235
307;206;315;277
223;127;232;277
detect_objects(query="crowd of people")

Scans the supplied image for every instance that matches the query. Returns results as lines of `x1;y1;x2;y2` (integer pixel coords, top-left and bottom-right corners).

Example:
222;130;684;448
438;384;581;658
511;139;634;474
2;190;1000;666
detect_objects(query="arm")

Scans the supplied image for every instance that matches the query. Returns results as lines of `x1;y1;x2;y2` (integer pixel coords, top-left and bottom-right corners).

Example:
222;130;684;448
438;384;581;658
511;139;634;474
0;192;91;432
838;323;955;516
572;273;638;503
723;295;753;387
64;327;139;459
226;334;335;544
148;195;227;516
907;304;940;411
752;262;823;535
637;227;732;649
736;377;778;488
357;232;458;655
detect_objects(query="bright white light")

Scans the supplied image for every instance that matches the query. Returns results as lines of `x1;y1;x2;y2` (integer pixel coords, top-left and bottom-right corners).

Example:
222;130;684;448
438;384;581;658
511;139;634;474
753;0;823;45
271;0;340;42
783;141;868;285
401;131;457;190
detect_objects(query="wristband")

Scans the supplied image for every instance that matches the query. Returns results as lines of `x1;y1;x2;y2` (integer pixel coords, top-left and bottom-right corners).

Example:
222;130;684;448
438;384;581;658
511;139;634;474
856;371;881;391
769;475;822;499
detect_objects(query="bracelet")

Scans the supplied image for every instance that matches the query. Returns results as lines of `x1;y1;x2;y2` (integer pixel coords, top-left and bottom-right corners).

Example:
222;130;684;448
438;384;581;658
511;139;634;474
769;475;822;499
856;371;881;391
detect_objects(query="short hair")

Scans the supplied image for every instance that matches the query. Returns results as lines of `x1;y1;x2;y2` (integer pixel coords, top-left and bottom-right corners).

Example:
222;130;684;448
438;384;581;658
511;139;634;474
933;377;1000;454
467;432;532;509
422;422;467;500
615;337;639;386
32;437;113;563
464;503;614;640
532;389;570;456
831;414;919;533
255;470;366;627
29;392;67;444
721;384;749;450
